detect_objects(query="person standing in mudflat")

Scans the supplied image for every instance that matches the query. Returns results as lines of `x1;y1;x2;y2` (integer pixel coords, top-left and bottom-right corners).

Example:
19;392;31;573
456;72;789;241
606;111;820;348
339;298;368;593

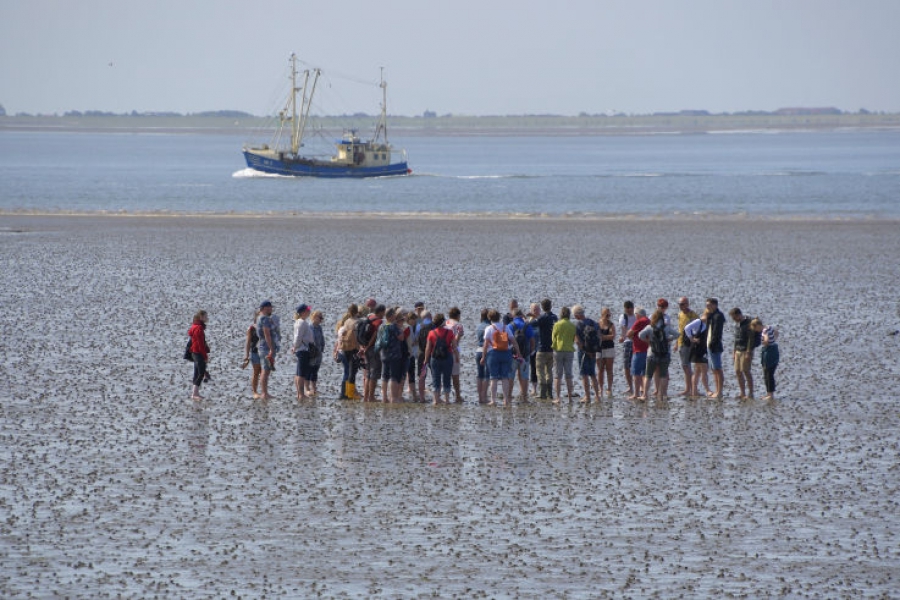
241;309;262;398
597;307;616;398
535;298;557;400
618;301;637;397
756;318;780;400
705;297;726;399
446;306;466;403
572;304;601;403
551;306;577;404
626;307;651;400
256;300;280;401
729;307;755;400
527;303;541;397
188;310;210;400
675;297;699;397
639;308;677;402
360;304;386;402
291;303;315;402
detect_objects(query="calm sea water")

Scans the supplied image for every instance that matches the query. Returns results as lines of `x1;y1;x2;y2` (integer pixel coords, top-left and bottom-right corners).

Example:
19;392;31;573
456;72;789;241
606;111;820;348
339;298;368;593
1;129;898;217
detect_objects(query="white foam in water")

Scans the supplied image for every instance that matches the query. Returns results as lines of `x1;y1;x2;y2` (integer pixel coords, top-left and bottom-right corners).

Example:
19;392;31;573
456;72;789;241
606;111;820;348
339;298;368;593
231;168;288;179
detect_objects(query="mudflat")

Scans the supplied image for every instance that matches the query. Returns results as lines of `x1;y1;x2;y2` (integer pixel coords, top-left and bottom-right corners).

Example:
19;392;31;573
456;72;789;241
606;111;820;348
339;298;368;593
2;214;898;596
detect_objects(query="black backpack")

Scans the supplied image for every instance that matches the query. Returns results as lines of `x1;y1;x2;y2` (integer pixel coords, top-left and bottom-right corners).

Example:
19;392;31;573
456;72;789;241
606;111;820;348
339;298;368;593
432;329;449;359
582;321;602;353
513;323;529;357
356;317;375;347
650;322;670;356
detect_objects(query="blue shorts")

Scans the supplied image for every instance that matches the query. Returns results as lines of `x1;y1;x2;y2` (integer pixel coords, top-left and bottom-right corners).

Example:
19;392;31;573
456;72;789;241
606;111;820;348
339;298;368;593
475;351;487;380
708;351;723;371
381;355;406;383
250;351;261;366
487;350;513;380
578;351;596;377
262;350;277;372
295;350;312;378
631;352;647;376
511;356;530;380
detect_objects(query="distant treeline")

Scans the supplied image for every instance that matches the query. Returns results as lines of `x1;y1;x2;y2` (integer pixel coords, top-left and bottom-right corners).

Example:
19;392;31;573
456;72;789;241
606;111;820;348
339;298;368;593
3;109;899;136
40;109;256;118
2;106;892;119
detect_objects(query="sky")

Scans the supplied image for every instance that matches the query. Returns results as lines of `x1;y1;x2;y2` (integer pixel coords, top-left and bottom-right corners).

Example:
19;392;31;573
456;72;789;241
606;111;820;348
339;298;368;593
1;0;899;116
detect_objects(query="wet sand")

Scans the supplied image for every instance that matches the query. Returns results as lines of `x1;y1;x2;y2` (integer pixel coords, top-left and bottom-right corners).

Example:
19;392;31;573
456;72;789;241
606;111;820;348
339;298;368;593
1;214;899;597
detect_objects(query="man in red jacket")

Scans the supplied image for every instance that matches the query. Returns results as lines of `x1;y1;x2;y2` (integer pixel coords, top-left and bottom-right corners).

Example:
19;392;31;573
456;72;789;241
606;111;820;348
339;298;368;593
625;308;650;400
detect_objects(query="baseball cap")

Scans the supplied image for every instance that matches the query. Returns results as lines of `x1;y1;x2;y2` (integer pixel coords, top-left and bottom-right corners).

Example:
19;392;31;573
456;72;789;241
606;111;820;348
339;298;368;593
296;303;311;314
259;300;273;309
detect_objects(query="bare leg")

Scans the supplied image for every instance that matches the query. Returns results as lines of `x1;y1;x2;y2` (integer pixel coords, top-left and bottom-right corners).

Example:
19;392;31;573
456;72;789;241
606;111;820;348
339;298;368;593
260;370;271;400
251;365;261;398
502;378;513;407
680;363;692;396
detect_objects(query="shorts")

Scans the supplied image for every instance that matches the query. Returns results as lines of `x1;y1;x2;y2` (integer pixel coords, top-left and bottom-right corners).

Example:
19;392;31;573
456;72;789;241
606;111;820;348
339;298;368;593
511;356;530;380
578;351;596;377
381;355;406;383
295;350;313;378
366;348;382;380
452;353;461;377
487;350;513;380
622;341;633;370
708;351;723;371
646;354;670;379
679;344;692;367
631;352;647;376
475;351;488;380
250;351;261;366
599;347;615;360
734;350;753;373
554;351;574;379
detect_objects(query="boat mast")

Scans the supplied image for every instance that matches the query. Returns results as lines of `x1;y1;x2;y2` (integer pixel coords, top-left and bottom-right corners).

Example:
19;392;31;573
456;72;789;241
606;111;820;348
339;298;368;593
297;68;320;154
374;67;389;144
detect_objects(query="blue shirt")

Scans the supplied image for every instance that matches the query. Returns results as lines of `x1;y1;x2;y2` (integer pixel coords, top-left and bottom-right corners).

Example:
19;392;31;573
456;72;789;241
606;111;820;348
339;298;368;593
256;313;281;354
507;317;535;355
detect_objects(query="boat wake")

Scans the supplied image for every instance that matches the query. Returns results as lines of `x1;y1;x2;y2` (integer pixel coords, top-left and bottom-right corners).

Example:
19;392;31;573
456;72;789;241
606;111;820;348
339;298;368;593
232;168;290;179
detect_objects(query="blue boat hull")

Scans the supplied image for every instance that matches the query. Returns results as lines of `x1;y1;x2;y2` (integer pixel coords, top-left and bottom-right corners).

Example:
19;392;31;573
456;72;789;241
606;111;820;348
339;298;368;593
243;151;409;178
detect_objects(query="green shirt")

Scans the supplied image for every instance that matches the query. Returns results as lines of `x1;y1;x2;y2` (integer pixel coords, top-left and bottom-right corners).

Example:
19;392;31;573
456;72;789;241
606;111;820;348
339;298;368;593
551;317;576;352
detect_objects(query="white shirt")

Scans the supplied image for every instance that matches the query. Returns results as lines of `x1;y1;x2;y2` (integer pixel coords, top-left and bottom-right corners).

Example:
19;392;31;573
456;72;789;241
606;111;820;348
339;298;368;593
292;317;314;352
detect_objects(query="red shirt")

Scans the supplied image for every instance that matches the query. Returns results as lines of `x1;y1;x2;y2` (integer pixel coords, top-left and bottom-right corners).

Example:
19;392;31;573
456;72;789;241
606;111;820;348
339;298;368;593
188;321;208;360
427;327;455;354
630;317;650;353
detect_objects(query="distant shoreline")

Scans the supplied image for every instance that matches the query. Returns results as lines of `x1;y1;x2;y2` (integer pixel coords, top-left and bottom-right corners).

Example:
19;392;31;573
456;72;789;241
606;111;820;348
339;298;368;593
2;211;896;225
2;113;899;136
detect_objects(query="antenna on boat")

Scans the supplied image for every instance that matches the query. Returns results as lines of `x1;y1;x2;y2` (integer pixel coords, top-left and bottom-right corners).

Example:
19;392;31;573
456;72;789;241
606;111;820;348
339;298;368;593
374;66;388;144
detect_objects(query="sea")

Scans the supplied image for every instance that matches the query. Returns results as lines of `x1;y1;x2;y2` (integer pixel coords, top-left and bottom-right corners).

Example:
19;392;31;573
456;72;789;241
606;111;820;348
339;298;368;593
1;128;899;217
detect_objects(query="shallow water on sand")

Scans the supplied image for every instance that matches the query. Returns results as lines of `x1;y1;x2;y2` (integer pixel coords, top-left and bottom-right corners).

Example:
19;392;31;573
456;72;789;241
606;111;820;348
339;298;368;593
1;216;899;596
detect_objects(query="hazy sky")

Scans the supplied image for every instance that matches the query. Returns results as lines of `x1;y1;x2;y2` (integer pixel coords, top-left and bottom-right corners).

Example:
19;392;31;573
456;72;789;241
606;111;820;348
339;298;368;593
1;0;898;116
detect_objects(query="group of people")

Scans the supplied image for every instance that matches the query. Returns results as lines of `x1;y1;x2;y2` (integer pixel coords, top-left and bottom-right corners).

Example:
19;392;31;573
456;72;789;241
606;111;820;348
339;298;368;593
186;296;781;404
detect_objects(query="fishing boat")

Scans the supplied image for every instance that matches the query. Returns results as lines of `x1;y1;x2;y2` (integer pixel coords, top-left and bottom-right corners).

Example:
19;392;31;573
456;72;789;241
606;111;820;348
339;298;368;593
242;54;410;178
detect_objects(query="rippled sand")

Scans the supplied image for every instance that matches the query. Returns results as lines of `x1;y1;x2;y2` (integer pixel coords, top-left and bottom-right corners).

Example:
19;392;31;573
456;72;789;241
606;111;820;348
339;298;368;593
2;215;898;597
